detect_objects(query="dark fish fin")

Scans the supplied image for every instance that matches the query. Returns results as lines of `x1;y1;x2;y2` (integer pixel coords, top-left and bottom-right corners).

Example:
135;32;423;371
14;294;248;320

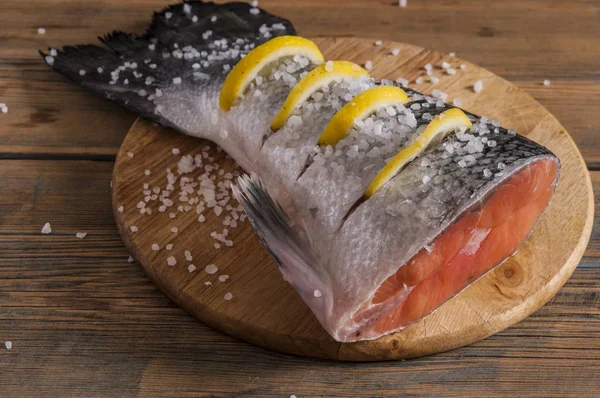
41;1;296;130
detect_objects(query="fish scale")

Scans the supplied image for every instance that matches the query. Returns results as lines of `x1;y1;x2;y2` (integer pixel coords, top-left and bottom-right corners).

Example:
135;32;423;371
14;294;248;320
42;0;560;343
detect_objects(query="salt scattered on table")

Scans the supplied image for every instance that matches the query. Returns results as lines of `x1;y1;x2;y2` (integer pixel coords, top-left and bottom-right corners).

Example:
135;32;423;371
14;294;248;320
314;289;322;298
473;80;483;93
188;264;197;273
75;232;87;239
37;27;46;35
151;243;160;251
374;40;382;46
249;7;260;15
5;341;12;350
205;264;218;274
218;275;229;282
127;152;134;158
0;103;8;113
172;148;180;155
130;225;138;232
167;256;177;266
41;222;52;234
204;281;212;286
171;227;178;233
391;48;400;56
127;255;134;263
224;292;233;301
166;244;173;250
543;79;551;86
399;0;407;7
364;60;373;70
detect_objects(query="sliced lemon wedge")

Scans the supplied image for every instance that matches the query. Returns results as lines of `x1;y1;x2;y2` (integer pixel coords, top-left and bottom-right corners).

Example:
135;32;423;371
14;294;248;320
270;61;369;131
219;36;324;111
364;108;472;197
317;86;408;146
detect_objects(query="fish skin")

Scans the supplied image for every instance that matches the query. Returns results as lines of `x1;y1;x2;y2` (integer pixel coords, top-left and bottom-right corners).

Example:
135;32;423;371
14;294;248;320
43;1;560;342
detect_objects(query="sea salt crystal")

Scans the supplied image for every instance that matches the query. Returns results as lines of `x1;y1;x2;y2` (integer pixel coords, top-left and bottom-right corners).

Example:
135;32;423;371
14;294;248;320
188;264;197;272
76;232;87;239
415;76;424;84
218;275;230;282
166;244;173;250
144;169;151;176
391;48;400;56
183;3;192;13
446;68;456;75
543;79;551;86
79;69;86;76
458;159;467;168
449;52;456;57
210;16;217;22
130;225;138;232
37;27;46;34
430;76;440;84
473;80;483;93
205;264;218;274
325;60;334;71
374;40;383;46
171;227;178;233
127;152;134;158
422;175;431;184
453;98;462;107
128;256;134;263
41;222;52;234
250;7;260;15
5;341;12;350
364;60;373;70
167;256;177;266
224;292;233;301
214;243;221;249
460;64;467;70
441;61;451;69
287;115;303;127
483;168;492;178
173;77;182;85
395;77;408;87
118;206;123;213
399;0;407;7
165;12;172;19
151;244;160;251
314;289;322;298
204;281;212;286
251;0;259;6
172;148;180;155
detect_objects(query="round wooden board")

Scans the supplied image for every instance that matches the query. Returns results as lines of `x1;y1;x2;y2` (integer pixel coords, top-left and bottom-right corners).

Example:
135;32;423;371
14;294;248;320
112;37;594;361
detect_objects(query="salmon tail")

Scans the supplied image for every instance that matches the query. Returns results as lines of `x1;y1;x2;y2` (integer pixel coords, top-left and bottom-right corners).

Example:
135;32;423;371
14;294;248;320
232;174;333;329
40;1;296;131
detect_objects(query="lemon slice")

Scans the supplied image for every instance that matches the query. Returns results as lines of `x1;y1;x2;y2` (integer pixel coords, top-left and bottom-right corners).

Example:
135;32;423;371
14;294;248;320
219;36;324;111
270;61;369;131
364;108;472;197
317;86;408;146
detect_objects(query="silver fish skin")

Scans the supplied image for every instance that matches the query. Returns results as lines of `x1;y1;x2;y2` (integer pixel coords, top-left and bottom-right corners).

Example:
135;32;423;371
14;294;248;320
43;1;560;342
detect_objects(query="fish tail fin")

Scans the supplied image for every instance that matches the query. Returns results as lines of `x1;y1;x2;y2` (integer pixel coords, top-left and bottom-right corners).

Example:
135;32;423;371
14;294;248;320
41;1;295;131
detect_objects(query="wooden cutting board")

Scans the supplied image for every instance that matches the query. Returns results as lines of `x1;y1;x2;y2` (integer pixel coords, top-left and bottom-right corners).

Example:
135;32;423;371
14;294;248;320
111;37;594;361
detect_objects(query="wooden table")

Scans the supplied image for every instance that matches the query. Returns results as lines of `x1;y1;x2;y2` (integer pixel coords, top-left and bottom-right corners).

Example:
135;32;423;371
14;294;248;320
1;0;598;396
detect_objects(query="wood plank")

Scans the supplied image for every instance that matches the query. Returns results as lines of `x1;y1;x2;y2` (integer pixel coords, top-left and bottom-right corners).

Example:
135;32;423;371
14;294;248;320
0;0;598;164
0;159;598;395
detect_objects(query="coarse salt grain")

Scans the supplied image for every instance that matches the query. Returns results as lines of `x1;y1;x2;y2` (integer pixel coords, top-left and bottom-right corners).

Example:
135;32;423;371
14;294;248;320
37;27;46;34
224;292;233;301
543;79;551;86
171;227;178;233
127;152;134;158
167;256;177;266
473;80;483;93
364;60;373;70
210;16;217;22
5;341;12;350
118;206;123;213
249;7;260;15
166;244;173;250
173;77;182;84
399;0;407;7
188;264;197;272
205;264;218;274
128;255;134;263
218;274;229;282
79;69;86;76
165;12;172;19
76;232;87;239
172;148;180;155
374;40;383;46
204;281;212;286
391;48;400;56
314;289;322;298
251;0;259;6
422;175;431;184
144;169;151;175
152;244;160;251
0;104;7;113
453;98;462;107
441;61;451;69
41;222;52;234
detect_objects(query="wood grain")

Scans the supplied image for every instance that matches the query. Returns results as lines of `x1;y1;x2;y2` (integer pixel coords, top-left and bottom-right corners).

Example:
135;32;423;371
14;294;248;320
1;159;599;396
0;0;599;164
111;38;593;361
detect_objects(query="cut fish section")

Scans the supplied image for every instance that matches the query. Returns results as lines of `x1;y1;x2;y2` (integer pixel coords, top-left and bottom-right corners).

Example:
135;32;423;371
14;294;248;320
353;158;558;339
365;108;472;197
270;61;369;131
317;86;409;146
219;36;324;111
